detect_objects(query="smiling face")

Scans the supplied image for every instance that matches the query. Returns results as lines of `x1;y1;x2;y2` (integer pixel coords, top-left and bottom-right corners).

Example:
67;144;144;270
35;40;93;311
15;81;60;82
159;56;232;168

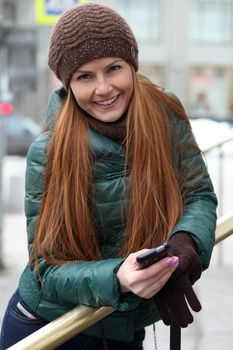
70;57;134;123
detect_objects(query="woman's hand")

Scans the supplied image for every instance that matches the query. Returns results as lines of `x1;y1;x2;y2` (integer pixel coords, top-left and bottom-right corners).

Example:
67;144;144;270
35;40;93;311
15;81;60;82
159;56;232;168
116;249;179;299
153;232;202;327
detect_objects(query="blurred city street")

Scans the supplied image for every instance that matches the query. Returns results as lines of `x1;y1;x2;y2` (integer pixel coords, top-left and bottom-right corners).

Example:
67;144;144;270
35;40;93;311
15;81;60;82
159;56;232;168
0;119;233;349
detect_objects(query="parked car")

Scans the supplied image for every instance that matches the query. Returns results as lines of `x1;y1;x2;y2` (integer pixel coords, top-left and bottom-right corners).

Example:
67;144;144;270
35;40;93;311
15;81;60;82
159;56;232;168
4;115;42;156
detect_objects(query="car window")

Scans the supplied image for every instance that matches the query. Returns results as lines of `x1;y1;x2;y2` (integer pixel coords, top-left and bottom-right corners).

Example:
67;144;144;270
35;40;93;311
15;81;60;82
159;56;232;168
4;117;41;137
5;118;28;136
22;119;41;134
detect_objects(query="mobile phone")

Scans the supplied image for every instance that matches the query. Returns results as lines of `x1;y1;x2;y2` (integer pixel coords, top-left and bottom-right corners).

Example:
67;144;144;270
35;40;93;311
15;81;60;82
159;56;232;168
136;243;170;269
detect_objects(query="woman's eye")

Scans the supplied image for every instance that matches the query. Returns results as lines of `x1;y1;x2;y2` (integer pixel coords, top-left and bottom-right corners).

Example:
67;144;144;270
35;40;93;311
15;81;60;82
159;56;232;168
77;73;91;81
108;65;121;73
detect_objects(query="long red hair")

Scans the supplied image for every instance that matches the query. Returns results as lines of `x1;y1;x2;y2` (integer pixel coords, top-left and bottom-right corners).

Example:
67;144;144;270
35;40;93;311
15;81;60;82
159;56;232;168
30;70;190;265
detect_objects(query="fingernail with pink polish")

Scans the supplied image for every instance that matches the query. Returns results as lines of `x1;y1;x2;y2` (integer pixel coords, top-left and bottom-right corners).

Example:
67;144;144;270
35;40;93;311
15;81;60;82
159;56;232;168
166;257;179;265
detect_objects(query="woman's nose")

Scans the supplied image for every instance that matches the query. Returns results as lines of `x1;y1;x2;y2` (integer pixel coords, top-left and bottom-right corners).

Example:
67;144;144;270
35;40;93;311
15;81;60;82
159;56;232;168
95;78;113;96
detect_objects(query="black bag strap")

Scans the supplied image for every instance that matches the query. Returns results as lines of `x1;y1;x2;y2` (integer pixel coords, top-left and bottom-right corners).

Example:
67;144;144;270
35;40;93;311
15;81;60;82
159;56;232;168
170;325;181;350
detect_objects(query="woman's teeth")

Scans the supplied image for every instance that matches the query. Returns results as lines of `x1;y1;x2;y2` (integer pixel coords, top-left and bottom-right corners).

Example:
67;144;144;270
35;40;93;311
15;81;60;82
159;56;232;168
96;95;119;106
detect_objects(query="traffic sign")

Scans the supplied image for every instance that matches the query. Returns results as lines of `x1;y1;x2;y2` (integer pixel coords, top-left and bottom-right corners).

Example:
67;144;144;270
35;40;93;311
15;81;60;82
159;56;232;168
35;0;88;25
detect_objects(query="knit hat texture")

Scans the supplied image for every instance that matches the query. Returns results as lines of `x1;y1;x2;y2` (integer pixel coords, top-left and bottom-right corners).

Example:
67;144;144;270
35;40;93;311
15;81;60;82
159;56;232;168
48;3;138;89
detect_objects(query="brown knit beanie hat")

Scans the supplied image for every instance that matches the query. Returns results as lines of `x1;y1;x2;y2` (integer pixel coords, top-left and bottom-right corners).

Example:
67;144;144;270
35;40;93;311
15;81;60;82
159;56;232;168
48;3;138;89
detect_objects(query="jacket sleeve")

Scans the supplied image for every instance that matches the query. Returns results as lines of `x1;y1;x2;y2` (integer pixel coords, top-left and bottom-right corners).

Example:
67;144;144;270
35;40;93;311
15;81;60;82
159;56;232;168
169;115;218;270
25;134;141;311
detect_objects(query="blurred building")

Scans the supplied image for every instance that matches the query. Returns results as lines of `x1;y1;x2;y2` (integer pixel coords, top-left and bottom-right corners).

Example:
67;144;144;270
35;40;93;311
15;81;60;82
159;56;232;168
0;0;233;123
111;0;233;120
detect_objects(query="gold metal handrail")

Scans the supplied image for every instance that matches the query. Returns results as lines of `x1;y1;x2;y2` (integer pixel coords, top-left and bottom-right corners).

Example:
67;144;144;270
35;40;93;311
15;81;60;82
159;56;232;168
7;305;114;350
215;211;233;244
7;212;233;350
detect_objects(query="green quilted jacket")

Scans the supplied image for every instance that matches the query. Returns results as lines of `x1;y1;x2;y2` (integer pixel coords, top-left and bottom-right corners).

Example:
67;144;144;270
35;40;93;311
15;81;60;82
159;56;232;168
18;87;217;341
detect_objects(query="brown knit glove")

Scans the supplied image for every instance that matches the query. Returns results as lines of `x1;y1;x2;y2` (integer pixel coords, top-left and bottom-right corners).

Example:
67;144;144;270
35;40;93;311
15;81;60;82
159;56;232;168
154;232;202;327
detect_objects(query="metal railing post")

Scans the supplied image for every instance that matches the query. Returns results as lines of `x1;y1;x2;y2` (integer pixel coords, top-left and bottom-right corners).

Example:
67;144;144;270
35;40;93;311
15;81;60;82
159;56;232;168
216;144;224;267
0;117;5;268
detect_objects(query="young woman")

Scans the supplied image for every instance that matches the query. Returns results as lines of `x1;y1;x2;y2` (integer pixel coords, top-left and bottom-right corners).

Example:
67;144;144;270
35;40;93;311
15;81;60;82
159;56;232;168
0;3;217;350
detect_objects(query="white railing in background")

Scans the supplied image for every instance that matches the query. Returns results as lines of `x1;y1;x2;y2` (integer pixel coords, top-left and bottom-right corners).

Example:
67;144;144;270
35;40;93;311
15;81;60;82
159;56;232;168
203;134;233;266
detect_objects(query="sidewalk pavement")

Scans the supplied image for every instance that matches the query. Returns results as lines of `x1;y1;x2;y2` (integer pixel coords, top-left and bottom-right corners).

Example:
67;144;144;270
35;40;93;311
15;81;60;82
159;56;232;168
1;212;233;350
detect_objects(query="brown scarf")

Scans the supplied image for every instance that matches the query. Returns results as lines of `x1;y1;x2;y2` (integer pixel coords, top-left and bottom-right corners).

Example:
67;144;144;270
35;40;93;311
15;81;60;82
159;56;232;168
85;114;127;145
